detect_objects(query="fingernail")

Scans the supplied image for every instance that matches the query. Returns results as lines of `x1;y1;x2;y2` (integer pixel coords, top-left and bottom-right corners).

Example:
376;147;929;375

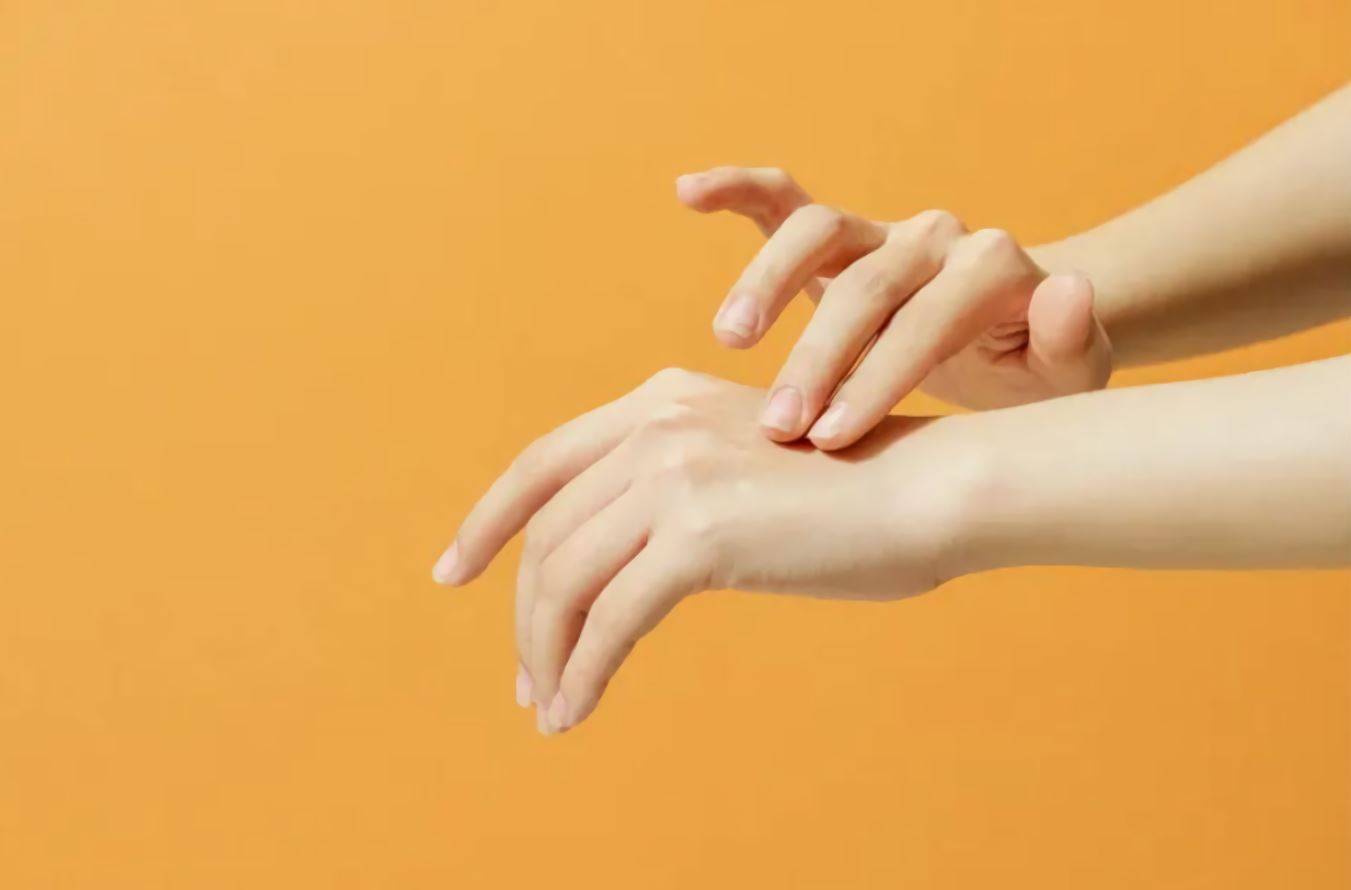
810;402;848;440
760;386;803;434
535;706;553;736
1047;271;1085;291
431;540;461;585
547;692;571;733
715;293;759;340
514;665;533;709
675;173;708;204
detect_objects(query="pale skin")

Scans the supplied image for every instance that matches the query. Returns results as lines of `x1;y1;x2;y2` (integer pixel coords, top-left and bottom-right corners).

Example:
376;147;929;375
435;360;1351;734
674;83;1351;445
433;86;1351;734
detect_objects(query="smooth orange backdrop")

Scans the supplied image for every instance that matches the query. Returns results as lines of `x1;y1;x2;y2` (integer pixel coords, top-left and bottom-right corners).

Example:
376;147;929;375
2;2;1348;887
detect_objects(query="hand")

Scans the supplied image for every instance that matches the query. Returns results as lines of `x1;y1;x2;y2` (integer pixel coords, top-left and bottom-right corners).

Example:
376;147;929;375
675;166;1114;447
431;368;981;734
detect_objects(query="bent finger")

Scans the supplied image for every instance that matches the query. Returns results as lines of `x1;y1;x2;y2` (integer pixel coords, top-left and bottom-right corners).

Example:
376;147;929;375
433;395;636;586
809;230;1039;449
513;438;639;695
528;489;653;722
434;368;702;586
547;538;706;733
714;204;887;348
759;235;946;441
674;166;811;235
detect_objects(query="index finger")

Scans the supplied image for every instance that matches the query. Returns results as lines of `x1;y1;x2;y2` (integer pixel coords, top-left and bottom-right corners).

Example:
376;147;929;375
674;166;812;236
431;388;645;586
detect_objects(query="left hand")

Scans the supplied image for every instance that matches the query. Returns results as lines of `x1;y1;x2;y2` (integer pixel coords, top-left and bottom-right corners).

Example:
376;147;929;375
431;368;982;734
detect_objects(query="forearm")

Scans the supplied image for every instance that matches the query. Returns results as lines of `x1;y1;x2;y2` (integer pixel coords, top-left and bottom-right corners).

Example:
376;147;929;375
948;355;1351;574
1031;84;1351;367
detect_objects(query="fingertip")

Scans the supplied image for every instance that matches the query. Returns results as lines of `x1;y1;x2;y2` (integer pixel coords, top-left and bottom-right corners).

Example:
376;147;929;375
805;402;856;450
431;539;464;586
807;433;857;452
514;664;533;709
674;173;704;206
760;424;800;442
759;385;805;440
712;293;762;347
546;692;571;733
1029;273;1095;359
556;680;602;734
712;325;758;349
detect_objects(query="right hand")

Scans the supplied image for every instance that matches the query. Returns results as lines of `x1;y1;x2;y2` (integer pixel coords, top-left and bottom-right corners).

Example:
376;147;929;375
676;166;1113;448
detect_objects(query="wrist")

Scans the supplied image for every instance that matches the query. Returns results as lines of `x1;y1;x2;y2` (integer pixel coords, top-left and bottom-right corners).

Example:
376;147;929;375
922;409;1050;583
877;412;1020;584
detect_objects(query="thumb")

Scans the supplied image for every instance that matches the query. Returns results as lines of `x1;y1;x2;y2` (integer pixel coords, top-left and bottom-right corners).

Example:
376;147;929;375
1026;273;1113;395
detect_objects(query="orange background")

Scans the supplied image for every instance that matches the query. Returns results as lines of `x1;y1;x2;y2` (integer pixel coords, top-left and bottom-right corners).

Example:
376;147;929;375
2;1;1348;886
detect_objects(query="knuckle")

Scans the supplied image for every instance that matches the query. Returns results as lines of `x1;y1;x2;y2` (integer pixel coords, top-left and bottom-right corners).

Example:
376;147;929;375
909;208;965;241
521;516;545;559
633;403;701;443
762;166;792;188
792;203;847;237
960;227;1021;266
853;262;909;308
531;582;567;623
644;366;718;402
645;365;694;393
509;437;549;479
534;557;580;610
584;600;635;655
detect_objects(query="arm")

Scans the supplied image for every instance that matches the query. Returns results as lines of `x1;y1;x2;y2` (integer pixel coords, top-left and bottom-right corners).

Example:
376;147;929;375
434;360;1350;735
676;169;1116;440
952;355;1351;574
1032;84;1351;367
675;86;1351;441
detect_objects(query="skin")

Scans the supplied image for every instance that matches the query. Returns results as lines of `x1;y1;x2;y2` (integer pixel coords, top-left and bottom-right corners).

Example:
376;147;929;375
675;83;1351;445
430;86;1351;734
433;358;1351;735
675;173;1114;446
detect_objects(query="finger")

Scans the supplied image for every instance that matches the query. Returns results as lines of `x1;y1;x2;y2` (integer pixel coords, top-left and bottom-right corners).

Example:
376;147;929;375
514;662;532;709
1026;273;1114;394
674;166;811;236
432;400;630;586
514;560;536;706
714;205;887;348
529;489;653;727
514;440;638;695
547;538;705;733
809;229;1038;450
432;380;656;587
758;229;950;441
676;165;829;302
